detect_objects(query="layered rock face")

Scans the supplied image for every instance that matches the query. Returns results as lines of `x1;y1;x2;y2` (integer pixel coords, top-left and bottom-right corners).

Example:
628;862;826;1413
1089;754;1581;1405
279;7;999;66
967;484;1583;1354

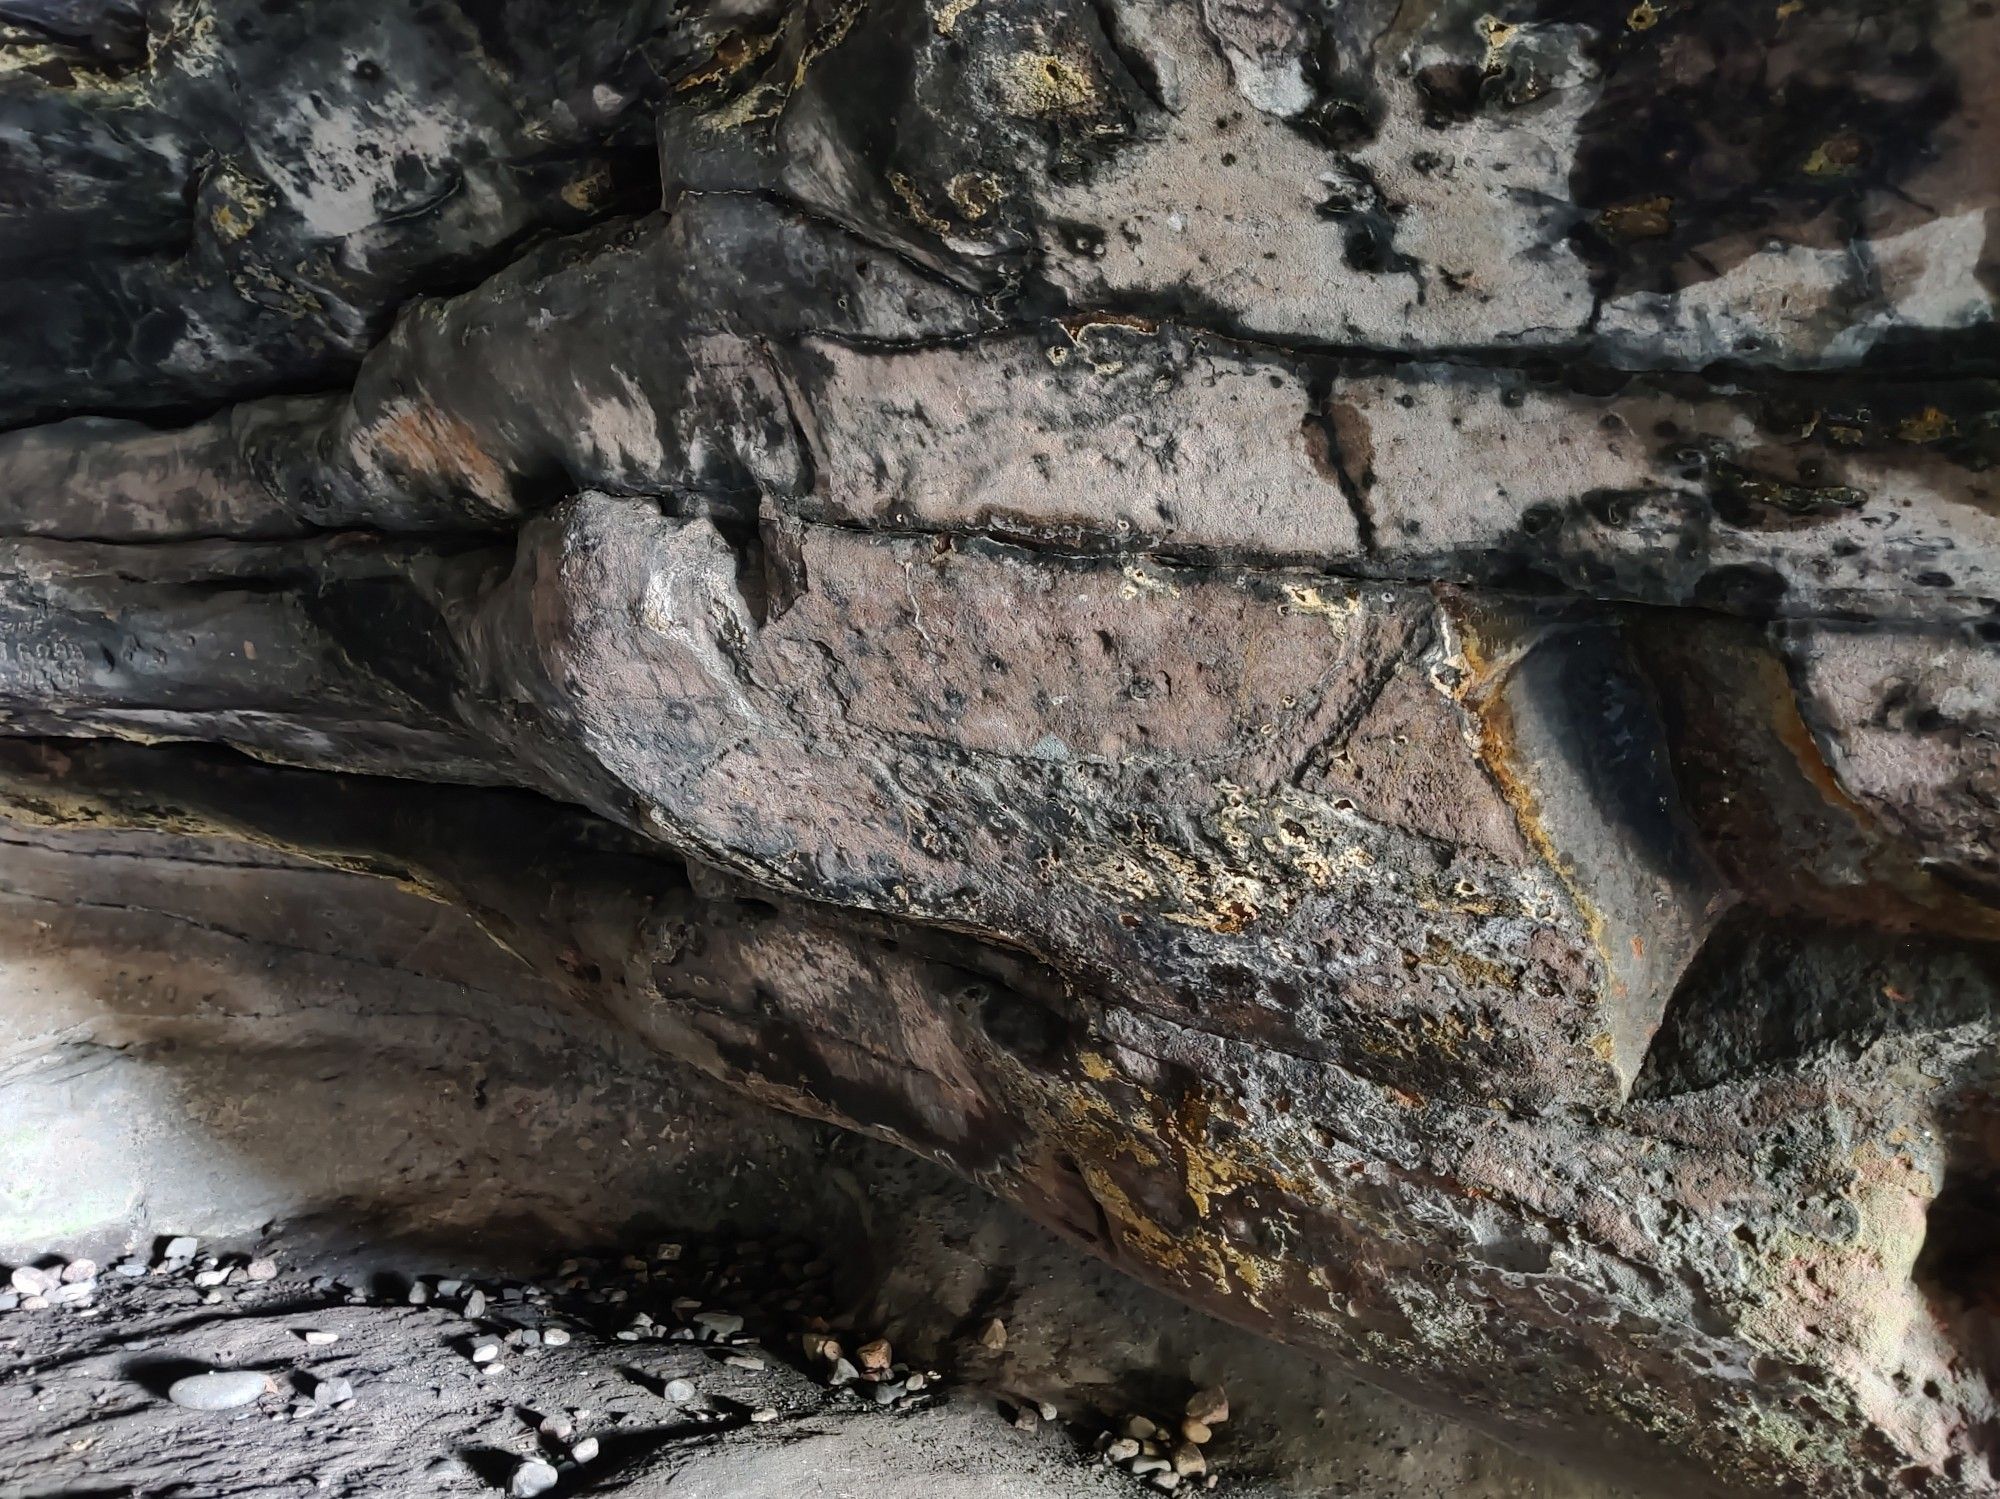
1;1;1996;1492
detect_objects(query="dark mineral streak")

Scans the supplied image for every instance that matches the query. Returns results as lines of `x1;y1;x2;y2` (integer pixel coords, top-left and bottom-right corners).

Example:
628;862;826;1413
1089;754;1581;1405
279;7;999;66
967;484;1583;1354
2;0;1998;1493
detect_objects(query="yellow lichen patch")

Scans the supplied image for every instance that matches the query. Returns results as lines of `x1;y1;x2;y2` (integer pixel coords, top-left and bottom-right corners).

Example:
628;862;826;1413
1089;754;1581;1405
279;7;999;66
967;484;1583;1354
1351;1006;1484;1066
1802;132;1867;177
1058;311;1157;339
1410;931;1521;993
368;400;511;506
1598;196;1674;239
702;80;789;131
1280;582;1358;624
229;264;323;319
888;172;952;235
1119;565;1180;600
1049;1097;1289;1306
946;170;1003;220
1071;830;1273;936
1475;14;1519;70
994;50;1100;118
793;0;865;89
1626;0;1660;28
932;0;981;36
208;163;272;242
560;163;613;211
1078;1050;1117;1083
1897;406;1957;444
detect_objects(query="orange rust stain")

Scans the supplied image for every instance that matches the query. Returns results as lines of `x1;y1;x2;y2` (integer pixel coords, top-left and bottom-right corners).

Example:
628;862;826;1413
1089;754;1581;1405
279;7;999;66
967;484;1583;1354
370;401;510;505
1769;685;1873;821
1756;652;2000;940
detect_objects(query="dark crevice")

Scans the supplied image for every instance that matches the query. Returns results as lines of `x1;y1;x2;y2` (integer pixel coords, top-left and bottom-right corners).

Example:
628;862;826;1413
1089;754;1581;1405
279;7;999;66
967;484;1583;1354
1630;909;2000;1099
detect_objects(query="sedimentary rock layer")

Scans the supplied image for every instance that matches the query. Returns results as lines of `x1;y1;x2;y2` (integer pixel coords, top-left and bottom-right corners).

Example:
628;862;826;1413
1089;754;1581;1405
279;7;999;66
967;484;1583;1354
2;0;1997;1492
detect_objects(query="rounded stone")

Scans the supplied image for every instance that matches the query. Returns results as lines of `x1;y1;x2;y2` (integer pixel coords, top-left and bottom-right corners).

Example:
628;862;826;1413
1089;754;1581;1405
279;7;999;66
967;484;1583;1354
166;1370;269;1411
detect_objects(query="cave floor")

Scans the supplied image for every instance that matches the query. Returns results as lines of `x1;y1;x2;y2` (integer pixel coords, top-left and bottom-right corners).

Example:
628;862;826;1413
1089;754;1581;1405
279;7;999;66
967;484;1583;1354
0;1237;1145;1499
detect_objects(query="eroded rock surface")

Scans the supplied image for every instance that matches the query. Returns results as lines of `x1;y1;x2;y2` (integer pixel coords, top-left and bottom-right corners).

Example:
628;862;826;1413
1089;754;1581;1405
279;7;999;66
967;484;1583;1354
2;1;1997;1493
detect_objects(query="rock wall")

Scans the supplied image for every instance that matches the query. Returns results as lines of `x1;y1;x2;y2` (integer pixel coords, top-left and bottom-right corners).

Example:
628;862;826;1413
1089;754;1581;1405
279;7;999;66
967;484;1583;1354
2;1;1996;1492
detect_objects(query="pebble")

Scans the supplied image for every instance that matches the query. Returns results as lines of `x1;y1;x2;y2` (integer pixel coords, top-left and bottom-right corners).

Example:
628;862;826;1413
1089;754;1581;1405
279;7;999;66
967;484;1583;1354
114;1259;149;1278
978;1317;1007;1351
1107;1439;1141;1463
1125;1415;1159;1440
0;1293;17;1312
1012;1404;1040;1431
723;1352;765;1371
470;1336;503;1364
571;1436;600;1462
463;1290;488;1320
1184;1387;1228;1427
541;1327;571;1348
508;1458;559;1498
855;1338;892;1373
1153;1473;1182;1492
1172;1445;1207;1478
750;1407;778;1423
301;1330;338;1346
1181;1419;1212;1445
313;1376;354;1407
245;1257;279;1282
1037;1400;1057;1422
61;1259;97;1284
436;1279;463;1296
193;1269;230;1288
167;1370;269;1411
8;1266;50;1296
538;1414;574;1442
20;1294;47;1310
664;1378;698;1404
828;1358;859;1386
407;1282;430;1306
162;1236;199;1261
693;1311;744;1339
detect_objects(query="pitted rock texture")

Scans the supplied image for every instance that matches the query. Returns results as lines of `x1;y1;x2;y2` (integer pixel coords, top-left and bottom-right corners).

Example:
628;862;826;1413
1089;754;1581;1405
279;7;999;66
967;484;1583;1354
2;1;1998;1494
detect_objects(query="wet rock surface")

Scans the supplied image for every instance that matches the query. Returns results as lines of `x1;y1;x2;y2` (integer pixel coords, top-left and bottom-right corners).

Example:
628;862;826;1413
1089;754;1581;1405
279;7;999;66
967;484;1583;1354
2;1;1998;1494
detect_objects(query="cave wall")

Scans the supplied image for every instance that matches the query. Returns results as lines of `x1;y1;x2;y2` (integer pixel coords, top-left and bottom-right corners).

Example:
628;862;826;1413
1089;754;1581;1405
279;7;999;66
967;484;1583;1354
2;1;1998;1492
